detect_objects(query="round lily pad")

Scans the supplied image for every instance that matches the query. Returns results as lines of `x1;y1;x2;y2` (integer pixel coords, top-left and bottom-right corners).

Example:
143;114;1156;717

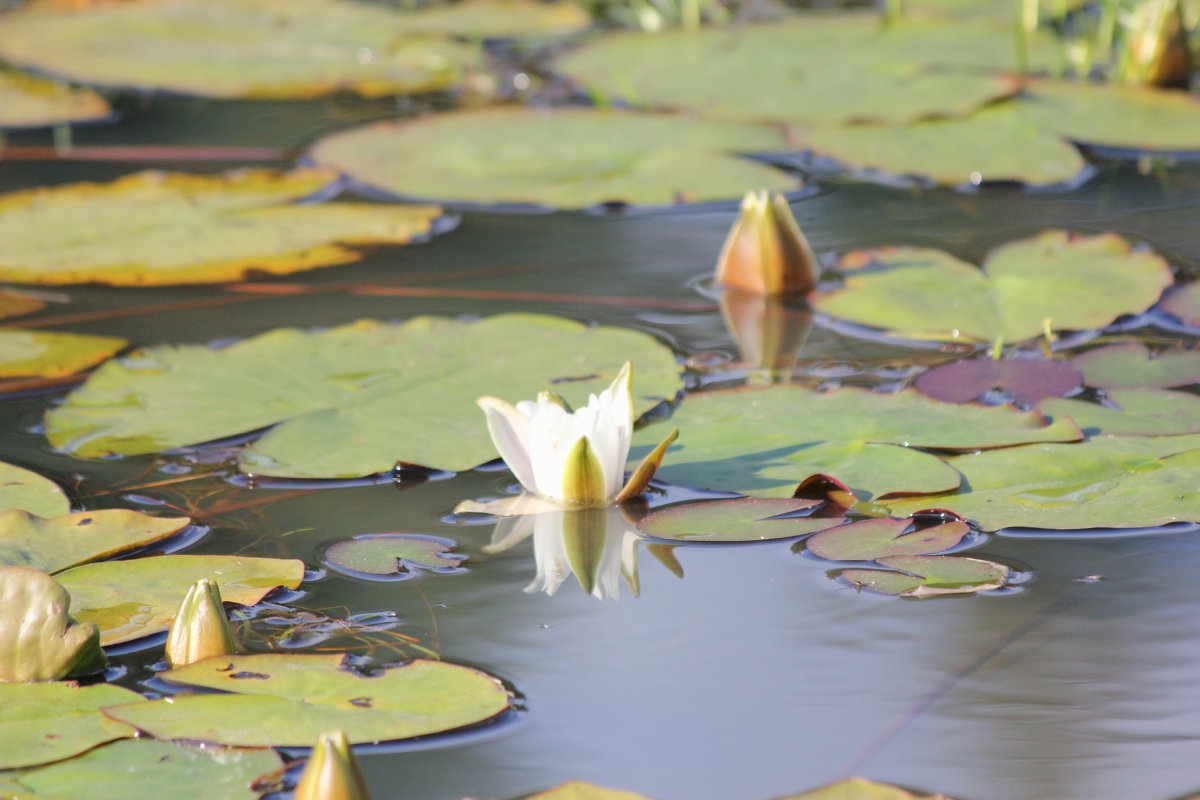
838;555;1009;597
48;314;683;478
0;509;191;574
324;534;465;578
9;738;281;800
914;357;1082;404
0;463;69;518
805;515;968;561
0;330;127;378
1072;342;1200;388
636;497;842;542
812;231;1173;343
0;71;111;129
0;169;443;286
0;682;144;770
308;107;797;209
101;653;511;747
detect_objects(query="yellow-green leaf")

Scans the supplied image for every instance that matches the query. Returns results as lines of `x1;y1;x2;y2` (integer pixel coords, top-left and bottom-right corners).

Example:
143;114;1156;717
0;70;110;129
0;330;126;378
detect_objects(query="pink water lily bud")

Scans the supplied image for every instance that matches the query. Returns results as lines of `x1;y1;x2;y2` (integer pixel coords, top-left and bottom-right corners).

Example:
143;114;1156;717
715;190;818;297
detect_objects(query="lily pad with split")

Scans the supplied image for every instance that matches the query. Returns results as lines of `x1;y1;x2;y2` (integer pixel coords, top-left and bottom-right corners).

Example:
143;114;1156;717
0;463;68;518
838;555;1009;597
4;738;281;800
309;107;797;209
636;497;843;542
0;330;127;379
0;682;144;769
914;357;1082;404
101;653;511;747
805;513;968;561
48;314;683;478
0;169;443;286
324;534;465;578
56;554;305;645
1071;342;1200;388
0;71;110;129
0;509;190;574
811;231;1173;343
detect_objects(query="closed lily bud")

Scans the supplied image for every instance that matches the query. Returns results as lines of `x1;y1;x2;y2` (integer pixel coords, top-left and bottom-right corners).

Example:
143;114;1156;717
164;578;237;668
1119;0;1192;89
295;729;370;800
715;190;819;297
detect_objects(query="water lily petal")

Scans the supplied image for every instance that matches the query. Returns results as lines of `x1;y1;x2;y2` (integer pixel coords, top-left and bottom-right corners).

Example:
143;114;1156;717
616;427;679;503
477;396;537;494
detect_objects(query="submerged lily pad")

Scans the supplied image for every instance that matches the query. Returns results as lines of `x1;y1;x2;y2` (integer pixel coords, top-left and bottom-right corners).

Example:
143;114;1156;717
636;384;1079;500
914;357;1082;404
838;555;1009;597
636;497;843;542
0;169;442;286
0;682;143;769
1072;342;1200;388
1037;388;1200;436
324;534;465;577
7;738;281;800
56;555;305;645
0;509;191;574
48;314;683;478
884;433;1200;530
805;514;968;561
812;231;1173;343
0;567;105;682
0;331;127;378
309;107;797;209
0;463;68;517
102;653;511;747
0;71;110;129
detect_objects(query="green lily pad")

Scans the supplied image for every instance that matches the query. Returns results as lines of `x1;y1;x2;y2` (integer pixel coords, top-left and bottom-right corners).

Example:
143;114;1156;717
0;567;106;682
7;738;281;800
102;653;511;747
523;782;655;800
324;534;465;577
0;509;191;574
797;102;1087;187
1017;80;1200;152
1037;388;1200;436
1072;342;1200;388
884;433;1200;530
308;107;796;209
636;384;1080;500
557;17;1027;126
0;331;127;378
47;314;683;478
811;231;1173;343
838;555;1009;597
0;169;442;286
635;497;843;542
1161;282;1200;327
0;463;68;517
0;0;497;99
56;555;305;645
805;515;968;561
776;775;960;799
0;71;111;129
0;683;143;769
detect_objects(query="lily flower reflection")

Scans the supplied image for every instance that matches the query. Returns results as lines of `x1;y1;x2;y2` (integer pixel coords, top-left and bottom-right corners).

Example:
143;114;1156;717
475;362;677;509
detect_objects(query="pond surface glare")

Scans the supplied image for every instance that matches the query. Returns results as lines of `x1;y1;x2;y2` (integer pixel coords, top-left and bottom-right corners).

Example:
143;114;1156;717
3;95;1200;800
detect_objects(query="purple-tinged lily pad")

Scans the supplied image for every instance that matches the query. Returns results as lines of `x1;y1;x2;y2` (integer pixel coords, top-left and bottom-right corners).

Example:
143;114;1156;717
915;358;1082;405
636;497;843;543
1072;342;1200;389
324;534;465;578
1038;388;1200;436
805;513;968;561
838;555;1009;597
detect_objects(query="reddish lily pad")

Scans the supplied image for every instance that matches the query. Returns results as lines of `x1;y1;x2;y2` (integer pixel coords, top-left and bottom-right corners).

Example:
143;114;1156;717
838;555;1009;597
324;534;465;578
1037;388;1200;436
635;497;842;543
1071;342;1200;388
805;514;968;561
915;358;1082;404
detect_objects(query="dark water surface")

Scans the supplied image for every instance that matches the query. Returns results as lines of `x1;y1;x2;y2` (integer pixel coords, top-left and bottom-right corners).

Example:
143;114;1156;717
4;96;1200;800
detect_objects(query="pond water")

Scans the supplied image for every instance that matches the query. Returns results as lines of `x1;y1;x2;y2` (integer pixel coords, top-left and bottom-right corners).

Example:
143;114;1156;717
4;92;1200;800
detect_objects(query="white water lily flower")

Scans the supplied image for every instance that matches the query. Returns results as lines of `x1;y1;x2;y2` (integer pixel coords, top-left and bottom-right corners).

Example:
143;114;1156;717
476;362;675;508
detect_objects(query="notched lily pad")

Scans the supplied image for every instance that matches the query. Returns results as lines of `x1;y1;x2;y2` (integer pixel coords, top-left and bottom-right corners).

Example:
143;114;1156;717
0;509;191;574
636;497;843;543
915;357;1082;405
48;313;683;479
0;566;105;682
324;534;465;578
0;682;144;769
1071;342;1200;388
0;462;69;518
6;738;282;800
805;513;968;561
101;653;511;747
0;70;111;129
0;331;127;379
56;554;305;645
309;107;797;209
838;555;1009;597
813;231;1173;343
1037;388;1200;436
0;169;444;286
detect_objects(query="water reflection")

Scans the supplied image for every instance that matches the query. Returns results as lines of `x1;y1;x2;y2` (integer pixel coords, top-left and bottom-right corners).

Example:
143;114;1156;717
719;288;813;381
